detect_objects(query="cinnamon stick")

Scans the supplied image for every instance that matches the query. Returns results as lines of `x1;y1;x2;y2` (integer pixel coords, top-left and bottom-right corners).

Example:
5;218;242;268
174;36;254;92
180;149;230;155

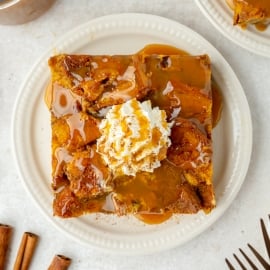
48;254;72;270
0;224;13;270
13;232;39;270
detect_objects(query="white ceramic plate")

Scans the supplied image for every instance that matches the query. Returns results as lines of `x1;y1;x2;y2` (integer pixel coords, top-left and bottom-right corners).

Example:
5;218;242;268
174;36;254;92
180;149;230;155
195;0;270;58
12;13;252;255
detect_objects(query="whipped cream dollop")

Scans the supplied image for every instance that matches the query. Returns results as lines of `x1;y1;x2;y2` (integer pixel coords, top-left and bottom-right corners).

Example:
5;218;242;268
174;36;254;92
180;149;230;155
96;99;172;176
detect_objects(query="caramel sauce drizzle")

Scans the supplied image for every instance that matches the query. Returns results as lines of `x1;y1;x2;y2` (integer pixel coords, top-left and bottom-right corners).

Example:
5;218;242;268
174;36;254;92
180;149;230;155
244;0;270;13
47;44;223;224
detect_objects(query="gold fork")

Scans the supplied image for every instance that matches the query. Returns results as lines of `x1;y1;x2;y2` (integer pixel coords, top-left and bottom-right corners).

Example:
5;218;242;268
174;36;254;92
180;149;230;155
225;215;270;270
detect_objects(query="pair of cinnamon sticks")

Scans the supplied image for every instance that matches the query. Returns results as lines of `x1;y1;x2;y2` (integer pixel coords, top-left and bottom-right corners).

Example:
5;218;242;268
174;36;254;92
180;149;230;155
0;223;71;270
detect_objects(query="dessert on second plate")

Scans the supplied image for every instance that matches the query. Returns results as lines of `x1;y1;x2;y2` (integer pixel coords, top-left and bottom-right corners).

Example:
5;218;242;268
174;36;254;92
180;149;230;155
227;0;270;30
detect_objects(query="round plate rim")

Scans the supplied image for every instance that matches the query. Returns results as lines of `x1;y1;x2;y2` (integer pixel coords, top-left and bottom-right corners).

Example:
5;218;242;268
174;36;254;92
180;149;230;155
11;12;252;255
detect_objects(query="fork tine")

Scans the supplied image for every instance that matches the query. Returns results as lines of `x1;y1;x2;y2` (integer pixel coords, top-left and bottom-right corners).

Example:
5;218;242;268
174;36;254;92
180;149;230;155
225;258;237;270
239;248;259;270
261;217;270;259
233;253;248;270
248;243;270;269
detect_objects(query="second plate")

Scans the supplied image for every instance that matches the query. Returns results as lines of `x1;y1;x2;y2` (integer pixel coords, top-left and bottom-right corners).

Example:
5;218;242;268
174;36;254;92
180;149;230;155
196;0;270;58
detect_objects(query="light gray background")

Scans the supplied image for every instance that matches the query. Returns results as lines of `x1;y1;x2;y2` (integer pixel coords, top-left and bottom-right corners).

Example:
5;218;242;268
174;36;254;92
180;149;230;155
0;1;269;269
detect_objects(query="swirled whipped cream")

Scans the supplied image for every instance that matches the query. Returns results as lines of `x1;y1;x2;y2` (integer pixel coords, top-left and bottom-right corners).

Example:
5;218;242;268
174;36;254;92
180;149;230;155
96;99;172;176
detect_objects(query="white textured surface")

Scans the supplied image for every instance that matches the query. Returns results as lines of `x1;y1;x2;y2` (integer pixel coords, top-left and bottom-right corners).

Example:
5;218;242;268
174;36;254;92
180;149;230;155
0;0;269;269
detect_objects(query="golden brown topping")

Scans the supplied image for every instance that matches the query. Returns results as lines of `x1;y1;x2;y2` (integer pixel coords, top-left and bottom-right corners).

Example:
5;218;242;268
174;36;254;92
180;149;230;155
231;0;270;30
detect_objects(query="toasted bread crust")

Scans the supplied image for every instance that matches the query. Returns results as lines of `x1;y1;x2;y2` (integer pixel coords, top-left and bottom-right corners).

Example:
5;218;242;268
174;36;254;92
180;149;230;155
47;50;215;221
